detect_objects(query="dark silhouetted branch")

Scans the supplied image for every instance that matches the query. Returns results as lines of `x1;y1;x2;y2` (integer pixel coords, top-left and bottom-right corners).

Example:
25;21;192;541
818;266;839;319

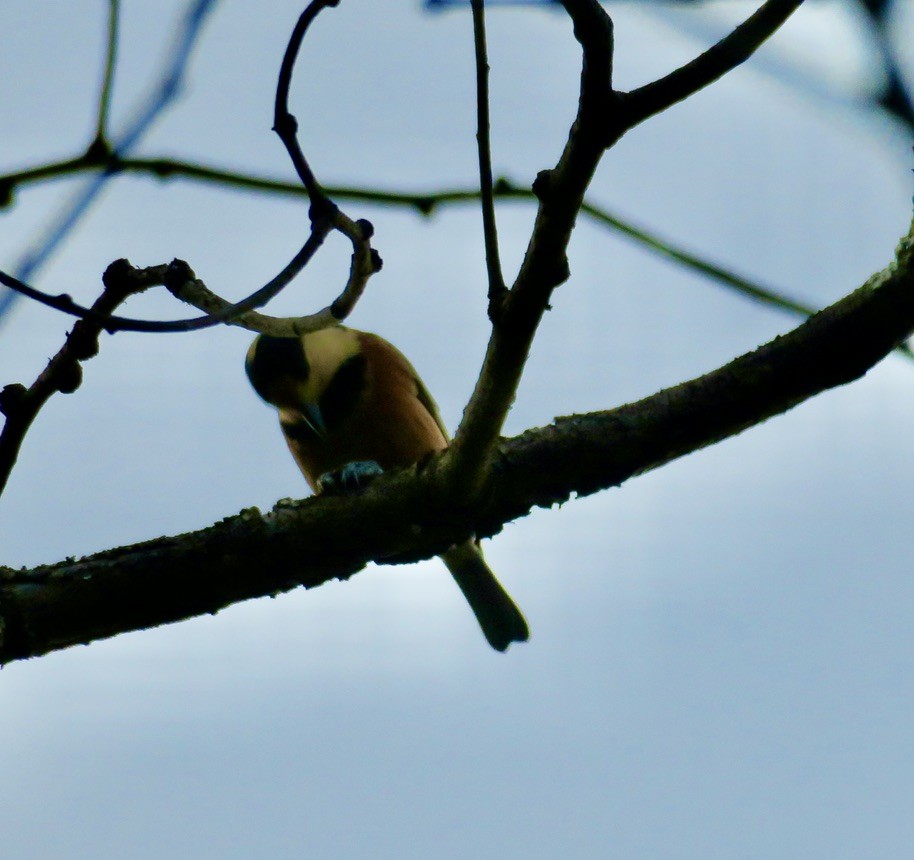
91;0;120;150
623;0;806;129
0;260;161;499
2;215;911;664
0;0;219;323
443;0;617;502
471;0;507;315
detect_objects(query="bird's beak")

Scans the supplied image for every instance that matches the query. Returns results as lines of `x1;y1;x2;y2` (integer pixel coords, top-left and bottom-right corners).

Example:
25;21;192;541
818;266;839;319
301;402;326;438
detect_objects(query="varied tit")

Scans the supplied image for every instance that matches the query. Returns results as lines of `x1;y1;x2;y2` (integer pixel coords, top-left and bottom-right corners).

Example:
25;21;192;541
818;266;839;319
245;325;529;652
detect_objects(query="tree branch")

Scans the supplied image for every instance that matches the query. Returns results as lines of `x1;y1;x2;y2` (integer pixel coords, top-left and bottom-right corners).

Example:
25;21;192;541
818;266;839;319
622;0;806;129
0;0;382;335
442;0;617;502
5;159;909;355
163;226;379;335
0;206;379;334
0;0;219;322
273;0;339;206
90;0;120;151
0;234;330;333
470;0;507;314
0;260;159;500
6;157;891;344
4;210;909;666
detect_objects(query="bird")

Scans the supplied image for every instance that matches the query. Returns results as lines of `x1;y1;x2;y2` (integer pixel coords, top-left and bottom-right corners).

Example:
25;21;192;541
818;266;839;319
245;324;529;652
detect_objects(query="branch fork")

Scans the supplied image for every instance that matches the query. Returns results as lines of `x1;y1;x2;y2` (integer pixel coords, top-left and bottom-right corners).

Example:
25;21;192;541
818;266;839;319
1;0;846;662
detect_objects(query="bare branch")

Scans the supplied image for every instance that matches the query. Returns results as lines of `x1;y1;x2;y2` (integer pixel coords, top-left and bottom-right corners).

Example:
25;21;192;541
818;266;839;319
0;204;379;334
622;0;806;129
273;0;339;207
0;0;219;323
5;159;908;356
3;215;911;665
442;0;617;502
0;260;159;499
164;221;379;335
2;2;378;337
470;0;507;314
91;0;120;149
0;234;329;333
270;0;382;330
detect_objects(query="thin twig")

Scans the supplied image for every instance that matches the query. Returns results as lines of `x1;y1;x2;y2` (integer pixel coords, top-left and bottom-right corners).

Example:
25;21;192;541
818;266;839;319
0;211;376;335
0;157;860;321
165;268;341;336
577;202;814;315
0;260;159;499
0;234;328;333
4;163;910;357
470;0;507;316
273;0;339;209
622;0;806;129
0;0;219;323
92;0;120;147
0;0;379;334
267;0;379;331
164;226;379;334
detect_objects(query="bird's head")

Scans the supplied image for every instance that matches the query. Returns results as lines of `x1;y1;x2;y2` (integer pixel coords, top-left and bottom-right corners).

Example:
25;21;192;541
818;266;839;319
245;326;365;434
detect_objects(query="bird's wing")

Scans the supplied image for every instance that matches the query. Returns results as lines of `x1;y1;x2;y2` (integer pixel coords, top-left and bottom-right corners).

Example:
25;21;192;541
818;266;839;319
413;372;450;443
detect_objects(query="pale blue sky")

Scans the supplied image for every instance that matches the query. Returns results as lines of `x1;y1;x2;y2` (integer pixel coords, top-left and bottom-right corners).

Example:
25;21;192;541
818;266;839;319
1;2;912;858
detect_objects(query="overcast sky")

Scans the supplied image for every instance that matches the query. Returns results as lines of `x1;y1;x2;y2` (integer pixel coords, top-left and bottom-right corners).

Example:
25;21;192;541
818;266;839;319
1;2;913;858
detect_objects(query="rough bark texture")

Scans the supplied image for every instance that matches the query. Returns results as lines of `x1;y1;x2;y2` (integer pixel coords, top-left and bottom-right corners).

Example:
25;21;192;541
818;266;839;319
1;219;911;665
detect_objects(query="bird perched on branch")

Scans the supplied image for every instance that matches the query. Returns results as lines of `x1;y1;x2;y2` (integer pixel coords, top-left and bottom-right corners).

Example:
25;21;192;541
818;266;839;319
245;325;529;651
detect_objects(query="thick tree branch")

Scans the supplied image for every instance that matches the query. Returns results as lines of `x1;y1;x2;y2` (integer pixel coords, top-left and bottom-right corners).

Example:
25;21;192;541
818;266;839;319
3;215;910;666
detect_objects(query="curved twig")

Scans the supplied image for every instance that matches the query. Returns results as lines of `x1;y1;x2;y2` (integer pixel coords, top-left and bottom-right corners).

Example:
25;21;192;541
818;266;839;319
273;0;339;206
164;221;379;335
270;0;380;324
0;0;379;336
0;156;883;330
0;206;376;334
0;234;329;333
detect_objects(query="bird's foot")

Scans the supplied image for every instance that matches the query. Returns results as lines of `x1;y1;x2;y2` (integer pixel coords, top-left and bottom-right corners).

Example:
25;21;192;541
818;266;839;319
318;460;384;495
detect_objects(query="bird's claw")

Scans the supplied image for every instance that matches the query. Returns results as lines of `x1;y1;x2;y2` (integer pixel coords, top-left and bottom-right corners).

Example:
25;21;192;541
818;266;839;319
318;460;384;495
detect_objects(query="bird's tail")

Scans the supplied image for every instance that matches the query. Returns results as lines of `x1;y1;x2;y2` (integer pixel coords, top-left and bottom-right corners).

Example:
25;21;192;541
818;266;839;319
441;541;529;652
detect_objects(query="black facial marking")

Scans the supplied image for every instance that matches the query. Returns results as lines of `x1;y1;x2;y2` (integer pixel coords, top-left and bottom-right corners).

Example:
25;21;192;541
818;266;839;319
280;417;321;443
319;353;367;430
245;335;309;403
